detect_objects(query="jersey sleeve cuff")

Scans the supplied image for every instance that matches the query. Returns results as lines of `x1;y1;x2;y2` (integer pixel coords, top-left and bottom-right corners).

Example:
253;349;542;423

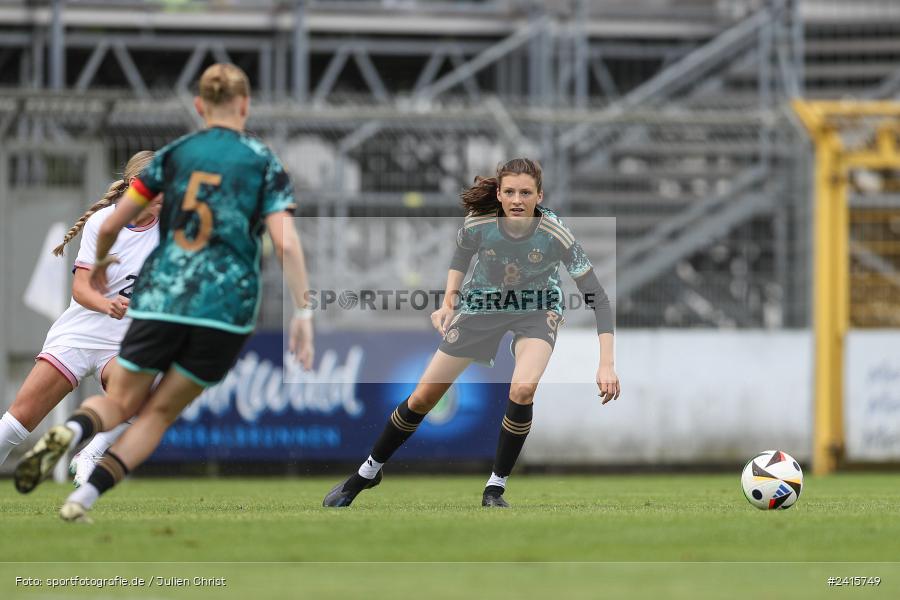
263;204;297;217
127;178;155;206
73;260;93;271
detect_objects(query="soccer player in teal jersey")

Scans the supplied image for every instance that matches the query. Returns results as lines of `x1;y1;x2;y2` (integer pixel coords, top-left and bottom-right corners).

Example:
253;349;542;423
15;64;315;523
324;157;620;508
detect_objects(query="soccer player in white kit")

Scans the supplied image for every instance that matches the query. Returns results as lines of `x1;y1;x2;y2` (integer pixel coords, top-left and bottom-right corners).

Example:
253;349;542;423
0;151;161;488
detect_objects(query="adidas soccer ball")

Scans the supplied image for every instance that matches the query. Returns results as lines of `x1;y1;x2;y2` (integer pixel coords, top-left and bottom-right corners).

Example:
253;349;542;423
741;450;803;510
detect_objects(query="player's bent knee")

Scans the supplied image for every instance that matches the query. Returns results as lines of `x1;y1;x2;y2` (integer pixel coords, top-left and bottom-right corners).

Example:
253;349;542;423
509;383;537;405
104;400;132;425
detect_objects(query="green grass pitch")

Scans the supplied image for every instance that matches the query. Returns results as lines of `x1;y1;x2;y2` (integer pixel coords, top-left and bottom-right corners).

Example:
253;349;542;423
1;473;899;599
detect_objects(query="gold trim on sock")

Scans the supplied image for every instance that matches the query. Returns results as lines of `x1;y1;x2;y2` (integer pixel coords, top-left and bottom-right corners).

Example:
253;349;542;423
96;455;126;484
502;416;532;435
391;409;418;433
73;407;103;434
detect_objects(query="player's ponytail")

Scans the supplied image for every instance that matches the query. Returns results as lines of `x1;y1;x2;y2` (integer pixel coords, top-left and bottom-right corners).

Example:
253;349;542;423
460;175;501;216
52;150;155;257
460;157;544;216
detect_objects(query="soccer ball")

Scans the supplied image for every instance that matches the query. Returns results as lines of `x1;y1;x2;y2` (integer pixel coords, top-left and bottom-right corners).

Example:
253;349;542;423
740;450;803;510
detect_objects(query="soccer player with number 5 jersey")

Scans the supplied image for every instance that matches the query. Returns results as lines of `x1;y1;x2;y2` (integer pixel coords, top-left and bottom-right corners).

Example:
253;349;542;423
15;63;314;523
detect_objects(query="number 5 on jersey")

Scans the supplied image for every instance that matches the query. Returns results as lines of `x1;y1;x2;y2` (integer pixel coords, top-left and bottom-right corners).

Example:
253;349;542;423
175;171;221;251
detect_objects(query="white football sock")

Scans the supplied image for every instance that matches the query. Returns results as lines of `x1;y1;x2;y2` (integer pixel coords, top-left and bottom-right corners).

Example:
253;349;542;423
486;472;508;490
79;419;133;460
358;455;383;479
64;420;84;452
0;412;30;465
67;482;100;510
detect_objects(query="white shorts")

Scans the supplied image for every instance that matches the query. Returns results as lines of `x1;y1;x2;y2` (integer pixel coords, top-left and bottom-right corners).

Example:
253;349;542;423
36;346;118;391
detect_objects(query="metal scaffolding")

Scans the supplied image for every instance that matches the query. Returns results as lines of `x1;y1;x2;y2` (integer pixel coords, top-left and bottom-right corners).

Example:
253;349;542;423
14;0;900;330
0;1;729;98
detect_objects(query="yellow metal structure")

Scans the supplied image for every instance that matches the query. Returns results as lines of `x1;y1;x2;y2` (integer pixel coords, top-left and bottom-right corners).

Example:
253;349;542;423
793;100;900;474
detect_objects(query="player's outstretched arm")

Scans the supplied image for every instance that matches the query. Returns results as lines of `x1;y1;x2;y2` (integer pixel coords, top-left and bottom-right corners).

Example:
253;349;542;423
266;210;314;370
431;269;465;335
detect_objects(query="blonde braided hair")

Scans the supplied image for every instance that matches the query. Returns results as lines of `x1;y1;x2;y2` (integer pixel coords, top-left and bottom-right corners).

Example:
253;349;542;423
52;150;155;257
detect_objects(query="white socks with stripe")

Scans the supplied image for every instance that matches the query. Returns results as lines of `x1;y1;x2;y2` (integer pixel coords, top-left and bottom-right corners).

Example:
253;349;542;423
0;412;30;466
486;472;508;490
358;455;384;480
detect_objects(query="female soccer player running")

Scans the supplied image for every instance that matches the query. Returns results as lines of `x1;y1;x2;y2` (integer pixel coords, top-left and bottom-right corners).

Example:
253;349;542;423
324;158;620;508
15;63;314;522
0;151;160;487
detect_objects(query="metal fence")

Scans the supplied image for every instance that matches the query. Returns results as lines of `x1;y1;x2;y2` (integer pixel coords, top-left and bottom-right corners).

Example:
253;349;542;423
850;171;900;329
0;0;819;331
26;0;900;338
0;102;812;331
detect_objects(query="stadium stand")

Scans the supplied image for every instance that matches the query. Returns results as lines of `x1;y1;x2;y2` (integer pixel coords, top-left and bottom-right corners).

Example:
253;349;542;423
1;0;899;331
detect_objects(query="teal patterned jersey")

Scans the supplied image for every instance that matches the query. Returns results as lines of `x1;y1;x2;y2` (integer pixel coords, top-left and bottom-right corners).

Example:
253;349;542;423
128;126;296;333
456;206;592;315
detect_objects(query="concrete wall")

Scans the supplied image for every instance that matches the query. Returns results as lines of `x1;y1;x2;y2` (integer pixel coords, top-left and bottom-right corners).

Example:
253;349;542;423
845;330;900;462
524;330;814;465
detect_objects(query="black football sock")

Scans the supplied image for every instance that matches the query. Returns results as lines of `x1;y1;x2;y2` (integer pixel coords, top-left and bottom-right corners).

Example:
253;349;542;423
65;407;103;449
370;397;426;463
342;398;425;494
488;400;533;491
87;451;130;495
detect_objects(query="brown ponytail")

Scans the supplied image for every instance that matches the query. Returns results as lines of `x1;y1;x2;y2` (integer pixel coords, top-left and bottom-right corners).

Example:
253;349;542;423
52;150;155;257
460;157;543;216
